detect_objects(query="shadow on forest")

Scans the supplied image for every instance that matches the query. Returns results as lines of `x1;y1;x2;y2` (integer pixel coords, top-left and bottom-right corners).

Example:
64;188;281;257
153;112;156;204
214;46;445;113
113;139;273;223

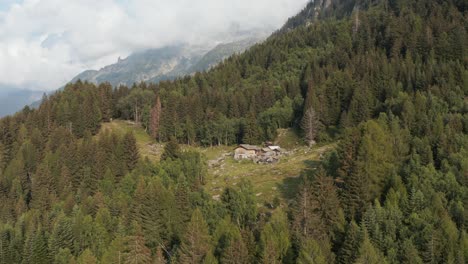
276;159;321;201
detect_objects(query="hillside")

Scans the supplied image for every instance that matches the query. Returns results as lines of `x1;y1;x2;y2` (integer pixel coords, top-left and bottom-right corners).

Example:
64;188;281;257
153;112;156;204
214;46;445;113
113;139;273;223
100;120;334;205
0;0;466;263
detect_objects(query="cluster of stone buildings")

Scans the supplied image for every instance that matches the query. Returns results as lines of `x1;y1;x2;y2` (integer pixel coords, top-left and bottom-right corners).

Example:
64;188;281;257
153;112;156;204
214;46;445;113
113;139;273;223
234;144;282;164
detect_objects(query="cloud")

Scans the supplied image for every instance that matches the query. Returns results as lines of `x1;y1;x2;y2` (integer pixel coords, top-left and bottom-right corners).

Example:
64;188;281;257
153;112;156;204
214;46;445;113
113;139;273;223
0;0;308;91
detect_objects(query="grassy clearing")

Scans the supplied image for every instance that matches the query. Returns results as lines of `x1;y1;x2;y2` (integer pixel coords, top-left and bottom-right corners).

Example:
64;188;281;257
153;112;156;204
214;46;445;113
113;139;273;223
99;120;336;205
203;144;335;205
99;120;163;162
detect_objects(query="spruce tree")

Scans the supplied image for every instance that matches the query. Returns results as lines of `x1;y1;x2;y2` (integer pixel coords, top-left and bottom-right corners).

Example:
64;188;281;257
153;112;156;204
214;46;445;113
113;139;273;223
260;209;290;264
149;96;162;140
122;235;152;264
338;221;361;264
30;228;51;264
221;236;249;264
177;208;212;264
354;230;387;264
54;248;76;264
49;215;74;257
77;248;97;264
161;137;181;161
122;132;139;171
203;250;218;264
296;238;327;264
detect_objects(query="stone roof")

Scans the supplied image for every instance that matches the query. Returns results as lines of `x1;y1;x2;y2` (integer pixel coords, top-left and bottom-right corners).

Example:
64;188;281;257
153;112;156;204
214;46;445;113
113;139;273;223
237;144;261;151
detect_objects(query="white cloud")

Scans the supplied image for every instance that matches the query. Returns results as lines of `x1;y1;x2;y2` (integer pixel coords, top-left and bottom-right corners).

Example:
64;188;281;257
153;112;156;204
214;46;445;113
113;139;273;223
0;0;308;91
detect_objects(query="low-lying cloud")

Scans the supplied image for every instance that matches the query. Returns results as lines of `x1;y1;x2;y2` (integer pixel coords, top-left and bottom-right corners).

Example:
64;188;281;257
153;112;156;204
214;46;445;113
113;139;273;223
0;0;308;91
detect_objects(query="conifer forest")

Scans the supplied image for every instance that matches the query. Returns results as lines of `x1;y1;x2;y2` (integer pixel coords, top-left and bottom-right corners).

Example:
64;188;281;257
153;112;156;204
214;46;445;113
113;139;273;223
0;0;467;263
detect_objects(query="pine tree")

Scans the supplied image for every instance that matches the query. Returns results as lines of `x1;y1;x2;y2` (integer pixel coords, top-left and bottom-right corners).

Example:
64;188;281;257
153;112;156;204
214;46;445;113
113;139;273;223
221;236;249;264
54;248;76;264
400;239;423;264
202;250;218;264
98;83;113;122
30;156;56;212
175;177;192;223
122;132;139;171
149;96;162;140
292;176;319;240
0;225;14;264
354;230;386;264
338;221;361;264
77;248;97;264
30;228;51;264
242;112;261;145
311;168;344;238
161;137;181;161
122;235;152;264
49;215;74;257
296;238;327;264
177;208;212;264
260;209;290;264
57;165;73;198
101;237;125;264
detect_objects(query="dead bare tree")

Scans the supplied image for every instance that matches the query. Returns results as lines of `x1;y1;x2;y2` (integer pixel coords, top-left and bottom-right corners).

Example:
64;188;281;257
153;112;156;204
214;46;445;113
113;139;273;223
301;107;319;147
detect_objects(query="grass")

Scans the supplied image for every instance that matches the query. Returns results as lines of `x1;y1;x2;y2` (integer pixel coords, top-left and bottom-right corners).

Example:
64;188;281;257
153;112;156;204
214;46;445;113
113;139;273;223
99;120;336;205
203;144;335;205
99;120;163;162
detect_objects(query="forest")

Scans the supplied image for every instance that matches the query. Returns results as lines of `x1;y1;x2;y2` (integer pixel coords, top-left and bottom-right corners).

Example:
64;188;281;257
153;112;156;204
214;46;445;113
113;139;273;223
0;0;467;263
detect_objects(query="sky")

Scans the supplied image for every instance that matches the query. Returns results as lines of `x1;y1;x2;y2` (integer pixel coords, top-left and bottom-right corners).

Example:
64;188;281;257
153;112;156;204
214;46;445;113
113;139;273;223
0;0;309;92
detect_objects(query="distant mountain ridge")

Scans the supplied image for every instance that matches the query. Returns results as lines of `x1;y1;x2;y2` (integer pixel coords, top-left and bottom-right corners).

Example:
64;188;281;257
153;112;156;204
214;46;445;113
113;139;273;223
0;86;44;117
68;37;264;87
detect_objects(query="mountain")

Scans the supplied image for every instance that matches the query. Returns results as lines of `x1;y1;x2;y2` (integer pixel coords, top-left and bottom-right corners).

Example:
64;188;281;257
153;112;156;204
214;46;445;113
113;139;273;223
0;86;44;117
69;36;265;87
188;37;261;73
278;0;371;33
0;1;466;263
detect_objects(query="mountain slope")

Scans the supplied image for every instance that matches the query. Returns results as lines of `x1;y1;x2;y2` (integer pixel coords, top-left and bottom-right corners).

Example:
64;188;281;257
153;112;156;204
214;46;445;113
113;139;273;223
0;86;44;117
279;0;354;32
0;1;466;263
70;37;264;87
188;37;261;73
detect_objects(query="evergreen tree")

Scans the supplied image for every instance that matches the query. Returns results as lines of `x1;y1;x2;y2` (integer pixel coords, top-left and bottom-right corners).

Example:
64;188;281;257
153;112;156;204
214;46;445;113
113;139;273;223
354;230;386;264
202;250;218;264
122;235;152;264
338;221;361;264
177;208;212;264
30;228;51;264
296;238;327;264
77;248;98;264
49;215;74;257
242;111;261;144
54;248;76;264
260;209;290;264
101;237;125;264
221;236;249;264
161;137;181;161
122;132;139;171
149;96;162;140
